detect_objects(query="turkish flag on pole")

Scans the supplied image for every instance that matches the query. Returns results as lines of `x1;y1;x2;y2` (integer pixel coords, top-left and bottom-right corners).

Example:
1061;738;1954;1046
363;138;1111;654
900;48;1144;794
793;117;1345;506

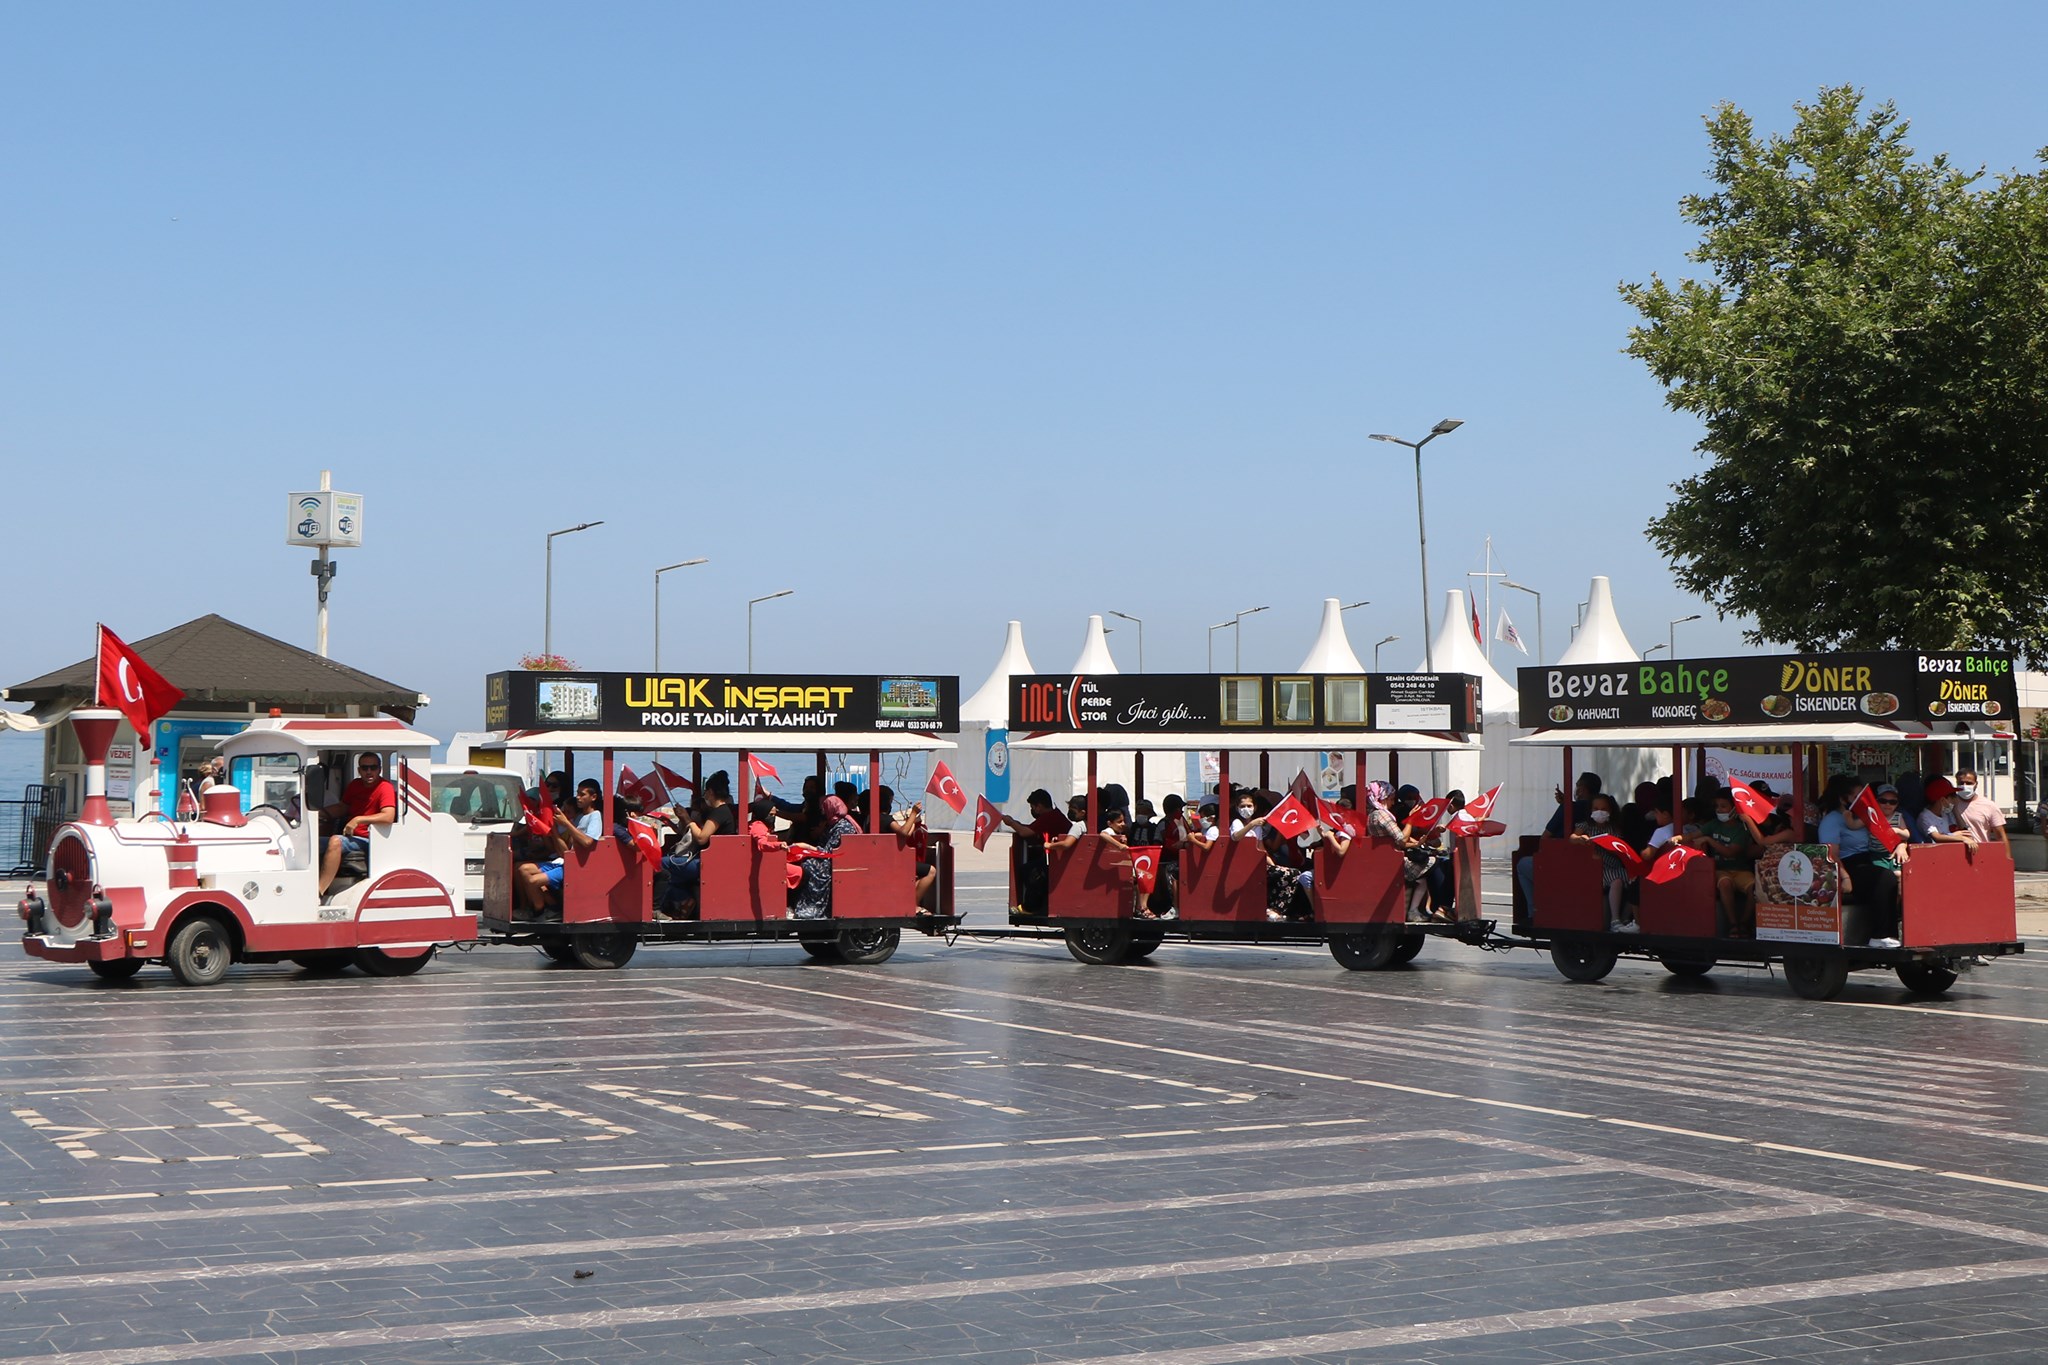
1266;793;1319;841
746;754;780;788
521;791;558;841
1852;784;1905;855
652;762;695;795
1589;833;1647;879
972;796;1003;852
1406;796;1451;836
1129;847;1159;894
619;766;664;810
1644;843;1705;885
626;814;664;867
1471;597;1483;644
1459;784;1503;823
1726;779;1774;825
95;625;183;741
926;762;967;813
1316;798;1360;841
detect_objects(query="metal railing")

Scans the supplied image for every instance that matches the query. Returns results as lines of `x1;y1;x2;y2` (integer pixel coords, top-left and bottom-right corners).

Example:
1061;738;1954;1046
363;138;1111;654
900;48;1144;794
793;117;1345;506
1;786;62;877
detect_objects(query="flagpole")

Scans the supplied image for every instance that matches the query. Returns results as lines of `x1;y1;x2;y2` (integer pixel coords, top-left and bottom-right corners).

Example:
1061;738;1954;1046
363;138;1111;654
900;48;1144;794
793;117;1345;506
94;623;104;706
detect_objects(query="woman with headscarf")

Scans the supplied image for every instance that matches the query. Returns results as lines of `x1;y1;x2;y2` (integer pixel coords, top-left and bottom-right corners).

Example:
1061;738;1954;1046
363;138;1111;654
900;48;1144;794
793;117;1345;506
789;794;860;920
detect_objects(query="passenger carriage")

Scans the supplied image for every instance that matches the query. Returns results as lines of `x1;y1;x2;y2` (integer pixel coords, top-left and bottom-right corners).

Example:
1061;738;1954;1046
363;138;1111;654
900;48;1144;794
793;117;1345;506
475;668;962;968
1507;650;2023;999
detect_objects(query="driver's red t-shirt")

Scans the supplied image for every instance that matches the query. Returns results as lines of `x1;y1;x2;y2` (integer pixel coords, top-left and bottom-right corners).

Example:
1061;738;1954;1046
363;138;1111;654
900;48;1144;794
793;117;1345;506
344;778;396;823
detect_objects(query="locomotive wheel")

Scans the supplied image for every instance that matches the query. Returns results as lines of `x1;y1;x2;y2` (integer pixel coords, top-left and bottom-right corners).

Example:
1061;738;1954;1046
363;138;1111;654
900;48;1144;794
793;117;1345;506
354;947;435;977
800;938;843;962
1549;943;1619;984
1784;953;1849;1001
290;952;355;976
1389;933;1426;966
1895;961;1959;996
570;934;638;971
1127;930;1166;961
1658;956;1716;978
87;959;145;982
1328;932;1399;971
166;915;233;988
836;926;901;966
537;937;579;965
1065;925;1132;966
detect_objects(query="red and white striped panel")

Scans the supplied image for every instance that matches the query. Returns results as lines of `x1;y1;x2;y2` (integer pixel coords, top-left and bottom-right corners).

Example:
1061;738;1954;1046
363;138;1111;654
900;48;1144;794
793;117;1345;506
355;869;455;924
399;762;433;819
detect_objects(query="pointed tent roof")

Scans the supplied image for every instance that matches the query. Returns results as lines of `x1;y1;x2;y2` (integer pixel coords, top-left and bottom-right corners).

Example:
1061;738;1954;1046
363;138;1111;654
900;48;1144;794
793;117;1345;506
1556;575;1640;664
3;614;427;717
1297;598;1366;673
1414;589;1516;715
960;620;1036;726
1070;615;1118;674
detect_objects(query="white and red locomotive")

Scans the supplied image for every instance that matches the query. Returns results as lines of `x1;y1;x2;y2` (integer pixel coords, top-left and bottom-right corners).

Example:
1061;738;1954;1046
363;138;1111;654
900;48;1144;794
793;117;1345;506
17;709;476;985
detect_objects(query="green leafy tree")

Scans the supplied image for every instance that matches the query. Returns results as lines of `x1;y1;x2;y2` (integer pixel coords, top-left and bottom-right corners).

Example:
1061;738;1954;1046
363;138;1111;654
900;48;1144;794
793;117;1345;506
1623;86;2048;658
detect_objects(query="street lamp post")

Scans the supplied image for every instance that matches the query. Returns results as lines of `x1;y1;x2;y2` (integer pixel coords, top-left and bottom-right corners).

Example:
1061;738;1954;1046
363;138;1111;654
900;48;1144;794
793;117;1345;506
1108;611;1145;672
1669;613;1702;660
1643;643;1668;658
653;557;709;670
544;521;604;660
1501;579;1545;663
1340;599;1371;614
1369;420;1463;675
1207;621;1232;671
1374;634;1400;669
747;590;793;670
1231;605;1269;669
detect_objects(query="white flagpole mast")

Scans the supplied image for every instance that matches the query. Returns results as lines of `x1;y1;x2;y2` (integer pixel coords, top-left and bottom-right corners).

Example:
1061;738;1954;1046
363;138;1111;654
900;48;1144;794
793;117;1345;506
94;623;104;706
1467;538;1506;666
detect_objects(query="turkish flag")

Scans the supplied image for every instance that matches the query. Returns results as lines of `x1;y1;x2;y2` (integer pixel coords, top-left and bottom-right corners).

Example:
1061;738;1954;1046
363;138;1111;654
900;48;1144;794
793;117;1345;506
521;791;558;842
1589;833;1647;878
1288;769;1319;806
1470;597;1483;644
1267;793;1319;841
1406;796;1450;835
1852;785;1905;856
653;762;695;795
1644;843;1705;884
1317;799;1361;840
972;796;1003;852
619;766;666;810
1459;784;1503;823
95;626;183;742
1448;816;1506;838
926;762;967;813
1129;847;1159;894
746;755;780;788
1726;779;1774;825
626;814;664;867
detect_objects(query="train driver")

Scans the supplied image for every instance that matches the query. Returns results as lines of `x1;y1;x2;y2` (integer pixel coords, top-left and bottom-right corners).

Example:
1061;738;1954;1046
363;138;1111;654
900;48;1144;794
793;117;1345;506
318;753;397;896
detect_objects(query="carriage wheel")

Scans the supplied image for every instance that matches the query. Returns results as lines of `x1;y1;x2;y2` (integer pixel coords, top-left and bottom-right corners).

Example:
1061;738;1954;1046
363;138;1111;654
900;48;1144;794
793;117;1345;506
837;926;901;965
1328;933;1400;971
1549;943;1619;984
1389;933;1426;966
1895;961;1959;996
354;947;435;977
570;934;638;971
290;951;355;976
1658;956;1715;978
1784;953;1848;1001
87;958;145;982
1065;925;1132;966
167;915;234;987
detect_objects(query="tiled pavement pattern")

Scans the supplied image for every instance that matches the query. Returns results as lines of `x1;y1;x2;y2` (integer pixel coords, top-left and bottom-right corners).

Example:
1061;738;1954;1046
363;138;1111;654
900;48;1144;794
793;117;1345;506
0;871;2046;1359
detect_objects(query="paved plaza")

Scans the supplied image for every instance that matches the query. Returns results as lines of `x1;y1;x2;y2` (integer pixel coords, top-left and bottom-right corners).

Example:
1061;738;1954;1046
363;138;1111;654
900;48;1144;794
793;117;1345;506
2;865;2048;1362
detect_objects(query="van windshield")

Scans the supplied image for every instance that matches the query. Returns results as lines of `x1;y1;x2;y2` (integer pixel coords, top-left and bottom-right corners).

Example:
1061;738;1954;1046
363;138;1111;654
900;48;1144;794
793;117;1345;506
433;771;525;823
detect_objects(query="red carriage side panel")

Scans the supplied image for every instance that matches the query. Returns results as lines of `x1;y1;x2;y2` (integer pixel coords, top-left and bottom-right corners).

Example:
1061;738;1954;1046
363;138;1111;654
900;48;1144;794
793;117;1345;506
562;836;650;926
1046;834;1132;921
700;835;784;922
830;833;918;920
1635;852;1718;939
1179;837;1268;924
1313;837;1405;925
1531;840;1607;932
1901;841;2017;948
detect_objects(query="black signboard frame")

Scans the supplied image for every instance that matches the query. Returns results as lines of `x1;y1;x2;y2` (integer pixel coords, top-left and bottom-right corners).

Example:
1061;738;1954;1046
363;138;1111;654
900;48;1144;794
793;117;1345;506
1009;672;1479;736
1515;651;2017;731
485;671;960;735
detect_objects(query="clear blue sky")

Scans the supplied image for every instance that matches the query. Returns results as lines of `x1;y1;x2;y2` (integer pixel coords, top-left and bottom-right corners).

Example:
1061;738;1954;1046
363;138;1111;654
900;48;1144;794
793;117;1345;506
4;3;2044;737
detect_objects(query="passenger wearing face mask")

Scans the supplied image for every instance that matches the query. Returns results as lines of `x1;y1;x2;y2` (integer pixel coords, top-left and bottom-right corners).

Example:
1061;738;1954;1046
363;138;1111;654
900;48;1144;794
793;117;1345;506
1914;778;1980;848
1568;793;1636;932
1948;769;2007;845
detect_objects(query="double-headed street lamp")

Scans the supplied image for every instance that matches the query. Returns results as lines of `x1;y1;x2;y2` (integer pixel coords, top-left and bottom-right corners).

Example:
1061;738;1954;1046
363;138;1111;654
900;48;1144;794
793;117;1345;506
1369;420;1462;675
1230;605;1268;669
1374;634;1400;668
653;558;709;671
544;521;604;660
1669;613;1702;659
1108;611;1144;672
748;590;793;670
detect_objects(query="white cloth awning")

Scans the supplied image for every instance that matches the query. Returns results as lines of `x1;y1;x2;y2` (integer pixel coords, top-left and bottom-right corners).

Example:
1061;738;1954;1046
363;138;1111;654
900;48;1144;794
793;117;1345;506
1012;730;1477;754
491;730;953;753
1511;722;2011;748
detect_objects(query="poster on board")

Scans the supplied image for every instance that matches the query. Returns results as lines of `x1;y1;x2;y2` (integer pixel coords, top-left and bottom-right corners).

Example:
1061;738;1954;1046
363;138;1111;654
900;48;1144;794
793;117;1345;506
1755;845;1842;945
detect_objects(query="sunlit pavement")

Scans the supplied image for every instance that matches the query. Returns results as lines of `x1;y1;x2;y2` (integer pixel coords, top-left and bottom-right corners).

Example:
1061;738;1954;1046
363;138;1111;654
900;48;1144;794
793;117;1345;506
3;871;2048;1362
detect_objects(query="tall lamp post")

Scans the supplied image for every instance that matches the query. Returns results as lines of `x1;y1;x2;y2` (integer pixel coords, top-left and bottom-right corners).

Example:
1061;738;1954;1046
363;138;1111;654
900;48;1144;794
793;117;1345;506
1501;578;1545;663
545;521;604;660
1368;420;1463;675
747;590;793;670
1108;611;1145;672
653;557;709;670
1374;634;1399;669
1231;605;1269;669
1207;621;1232;671
1643;643;1668;659
1669;613;1701;660
1341;599;1371;615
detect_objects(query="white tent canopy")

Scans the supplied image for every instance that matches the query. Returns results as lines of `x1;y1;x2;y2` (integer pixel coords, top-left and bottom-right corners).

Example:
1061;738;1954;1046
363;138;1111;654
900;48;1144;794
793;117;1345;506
961;620;1034;727
1558;575;1638;664
1298;598;1366;673
1070;615;1119;674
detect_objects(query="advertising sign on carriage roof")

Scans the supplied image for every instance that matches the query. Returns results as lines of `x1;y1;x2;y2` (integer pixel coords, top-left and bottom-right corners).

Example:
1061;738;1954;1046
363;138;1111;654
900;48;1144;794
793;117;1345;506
1517;651;2017;731
485;671;959;735
1010;672;1479;735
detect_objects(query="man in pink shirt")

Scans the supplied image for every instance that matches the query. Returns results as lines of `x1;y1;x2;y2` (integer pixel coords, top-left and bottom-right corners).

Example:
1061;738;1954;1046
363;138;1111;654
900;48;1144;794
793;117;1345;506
1950;768;2007;845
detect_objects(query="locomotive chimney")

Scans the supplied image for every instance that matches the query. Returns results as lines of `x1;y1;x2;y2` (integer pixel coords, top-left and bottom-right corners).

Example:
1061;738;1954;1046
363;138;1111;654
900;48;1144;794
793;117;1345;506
70;708;123;827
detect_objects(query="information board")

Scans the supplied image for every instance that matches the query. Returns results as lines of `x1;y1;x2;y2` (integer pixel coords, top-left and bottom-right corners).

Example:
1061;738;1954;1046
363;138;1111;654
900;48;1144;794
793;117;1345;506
1755;845;1842;945
1008;673;1478;735
485;671;959;735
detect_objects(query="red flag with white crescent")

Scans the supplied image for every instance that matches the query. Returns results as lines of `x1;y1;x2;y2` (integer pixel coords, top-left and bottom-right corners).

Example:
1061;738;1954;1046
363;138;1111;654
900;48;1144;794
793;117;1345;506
627;814;663;867
1852;784;1905;856
1266;793;1319;841
1405;796;1450;836
1588;833;1647;879
1129;847;1159;894
521;791;557;841
1316;799;1360;841
745;754;780;788
652;762;694;795
972;796;1003;852
95;625;183;742
926;762;967;813
1726;779;1774;825
1459;784;1503;823
619;766;665;810
1644;843;1705;884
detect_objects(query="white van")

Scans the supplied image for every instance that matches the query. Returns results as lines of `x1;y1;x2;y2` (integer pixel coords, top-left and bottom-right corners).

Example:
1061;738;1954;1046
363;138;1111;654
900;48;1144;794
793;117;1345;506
430;764;529;911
